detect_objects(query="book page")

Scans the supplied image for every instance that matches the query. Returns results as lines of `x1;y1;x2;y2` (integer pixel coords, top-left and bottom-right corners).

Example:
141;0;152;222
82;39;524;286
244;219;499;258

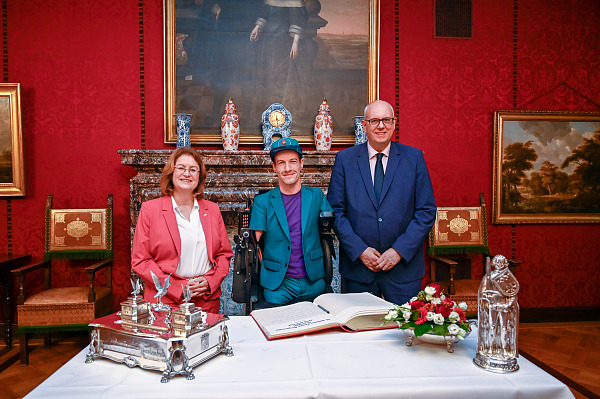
251;302;340;338
313;293;394;325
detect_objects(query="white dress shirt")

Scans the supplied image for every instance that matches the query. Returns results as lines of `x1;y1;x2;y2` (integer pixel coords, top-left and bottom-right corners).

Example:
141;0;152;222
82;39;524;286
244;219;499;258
172;197;211;277
368;142;391;184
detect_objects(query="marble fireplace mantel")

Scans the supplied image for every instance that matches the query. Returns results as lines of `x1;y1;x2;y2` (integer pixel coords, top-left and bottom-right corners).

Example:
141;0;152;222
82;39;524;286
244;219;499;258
118;149;337;235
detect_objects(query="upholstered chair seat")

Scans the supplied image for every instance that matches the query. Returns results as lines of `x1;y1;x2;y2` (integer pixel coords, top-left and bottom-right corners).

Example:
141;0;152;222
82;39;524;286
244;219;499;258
18;286;112;328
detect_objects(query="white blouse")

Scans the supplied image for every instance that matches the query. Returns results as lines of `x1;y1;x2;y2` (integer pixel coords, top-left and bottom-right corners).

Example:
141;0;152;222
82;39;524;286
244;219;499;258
172;197;211;277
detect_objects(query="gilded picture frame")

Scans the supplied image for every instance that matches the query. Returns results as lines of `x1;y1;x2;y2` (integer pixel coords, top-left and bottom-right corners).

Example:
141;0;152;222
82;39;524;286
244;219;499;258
492;110;600;224
164;0;379;145
0;83;25;197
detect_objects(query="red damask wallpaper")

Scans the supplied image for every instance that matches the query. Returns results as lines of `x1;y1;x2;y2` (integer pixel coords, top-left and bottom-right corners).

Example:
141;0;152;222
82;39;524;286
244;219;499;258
1;0;599;311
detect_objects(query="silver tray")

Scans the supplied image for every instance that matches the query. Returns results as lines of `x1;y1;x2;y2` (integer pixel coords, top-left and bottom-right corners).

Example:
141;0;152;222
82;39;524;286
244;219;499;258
85;311;233;383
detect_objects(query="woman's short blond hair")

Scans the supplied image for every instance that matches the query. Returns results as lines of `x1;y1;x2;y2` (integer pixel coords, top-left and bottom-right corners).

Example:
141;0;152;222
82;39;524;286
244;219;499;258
160;147;207;199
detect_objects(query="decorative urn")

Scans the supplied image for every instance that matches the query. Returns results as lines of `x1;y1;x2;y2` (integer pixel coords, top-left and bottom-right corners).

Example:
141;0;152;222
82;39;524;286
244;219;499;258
221;98;240;151
314;98;333;150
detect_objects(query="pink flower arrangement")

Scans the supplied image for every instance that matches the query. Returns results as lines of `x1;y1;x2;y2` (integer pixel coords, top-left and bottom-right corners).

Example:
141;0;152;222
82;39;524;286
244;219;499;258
383;283;471;338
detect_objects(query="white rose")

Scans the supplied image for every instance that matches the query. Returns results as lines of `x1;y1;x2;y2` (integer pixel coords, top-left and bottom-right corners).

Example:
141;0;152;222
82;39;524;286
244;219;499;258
426;312;435;321
459;302;468;311
440;294;446;301
433;314;444;325
447;324;460;335
389;310;398;319
448;311;459;323
402;310;412;321
410;297;418;303
431;297;441;305
424;286;436;296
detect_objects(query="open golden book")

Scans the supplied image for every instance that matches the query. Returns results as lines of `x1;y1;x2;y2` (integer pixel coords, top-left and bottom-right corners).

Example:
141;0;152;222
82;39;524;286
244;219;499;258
250;292;396;340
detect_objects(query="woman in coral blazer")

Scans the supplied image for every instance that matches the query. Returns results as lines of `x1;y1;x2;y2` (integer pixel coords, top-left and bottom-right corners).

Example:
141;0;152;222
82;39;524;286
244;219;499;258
132;147;233;314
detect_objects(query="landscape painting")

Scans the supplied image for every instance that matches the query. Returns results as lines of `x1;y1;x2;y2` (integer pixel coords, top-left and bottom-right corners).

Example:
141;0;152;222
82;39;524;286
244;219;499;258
493;110;600;224
164;0;379;145
0;83;25;197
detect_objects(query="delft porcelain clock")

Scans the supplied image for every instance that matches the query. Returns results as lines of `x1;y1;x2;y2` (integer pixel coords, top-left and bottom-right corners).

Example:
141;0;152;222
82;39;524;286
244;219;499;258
262;103;292;150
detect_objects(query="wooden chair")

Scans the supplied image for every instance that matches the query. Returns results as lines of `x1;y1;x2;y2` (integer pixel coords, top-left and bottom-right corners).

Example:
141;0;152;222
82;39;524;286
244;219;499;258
428;193;519;316
12;194;114;365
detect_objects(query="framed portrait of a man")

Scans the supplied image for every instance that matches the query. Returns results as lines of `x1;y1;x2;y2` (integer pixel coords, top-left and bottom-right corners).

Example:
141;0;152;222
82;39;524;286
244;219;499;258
164;0;379;145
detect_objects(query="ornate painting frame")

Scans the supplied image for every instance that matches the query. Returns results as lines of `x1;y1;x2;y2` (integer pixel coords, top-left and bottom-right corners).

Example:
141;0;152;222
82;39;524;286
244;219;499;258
0;83;25;197
164;0;379;145
492;110;600;224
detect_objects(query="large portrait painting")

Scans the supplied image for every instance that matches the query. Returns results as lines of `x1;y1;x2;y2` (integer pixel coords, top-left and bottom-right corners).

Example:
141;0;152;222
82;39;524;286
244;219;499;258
0;83;25;197
492;110;600;224
164;0;379;145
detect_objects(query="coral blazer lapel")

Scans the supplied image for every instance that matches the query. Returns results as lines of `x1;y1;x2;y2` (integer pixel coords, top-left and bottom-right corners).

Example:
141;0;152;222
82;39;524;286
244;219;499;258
198;200;214;261
161;196;181;257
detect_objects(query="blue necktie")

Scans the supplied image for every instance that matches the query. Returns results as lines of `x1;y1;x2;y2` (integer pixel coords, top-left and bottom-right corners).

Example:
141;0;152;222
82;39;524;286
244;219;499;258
374;153;384;202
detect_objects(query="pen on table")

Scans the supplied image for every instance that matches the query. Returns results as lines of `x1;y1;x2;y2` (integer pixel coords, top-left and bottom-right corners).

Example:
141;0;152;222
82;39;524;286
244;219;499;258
317;305;330;314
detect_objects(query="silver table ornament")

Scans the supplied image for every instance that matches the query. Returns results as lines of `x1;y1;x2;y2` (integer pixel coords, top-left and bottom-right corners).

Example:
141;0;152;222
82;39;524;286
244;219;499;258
473;255;520;373
86;281;233;383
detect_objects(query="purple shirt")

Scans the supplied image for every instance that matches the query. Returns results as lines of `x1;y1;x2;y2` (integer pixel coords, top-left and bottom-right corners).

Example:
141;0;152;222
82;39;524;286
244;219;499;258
281;191;308;278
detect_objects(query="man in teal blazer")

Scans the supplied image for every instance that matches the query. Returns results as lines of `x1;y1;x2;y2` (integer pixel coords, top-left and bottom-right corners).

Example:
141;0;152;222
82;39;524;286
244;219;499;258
250;138;333;305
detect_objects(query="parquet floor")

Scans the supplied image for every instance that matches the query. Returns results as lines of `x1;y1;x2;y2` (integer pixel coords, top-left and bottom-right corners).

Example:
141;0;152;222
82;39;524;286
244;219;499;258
519;321;600;399
0;322;598;399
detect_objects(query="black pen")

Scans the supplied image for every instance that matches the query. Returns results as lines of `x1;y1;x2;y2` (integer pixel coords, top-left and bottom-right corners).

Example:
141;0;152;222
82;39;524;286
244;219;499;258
317;305;330;314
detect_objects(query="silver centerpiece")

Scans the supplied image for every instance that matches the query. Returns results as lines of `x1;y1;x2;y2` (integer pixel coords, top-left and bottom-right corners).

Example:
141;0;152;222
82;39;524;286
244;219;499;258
149;271;172;325
473;255;520;373
86;278;233;382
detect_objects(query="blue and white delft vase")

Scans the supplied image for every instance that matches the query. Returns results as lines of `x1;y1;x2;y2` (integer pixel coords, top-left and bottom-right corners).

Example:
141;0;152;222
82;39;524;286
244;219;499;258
353;116;367;145
174;113;192;148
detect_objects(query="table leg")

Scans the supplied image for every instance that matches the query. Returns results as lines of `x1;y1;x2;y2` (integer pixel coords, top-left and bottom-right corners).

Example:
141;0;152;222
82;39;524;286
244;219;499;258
1;281;14;348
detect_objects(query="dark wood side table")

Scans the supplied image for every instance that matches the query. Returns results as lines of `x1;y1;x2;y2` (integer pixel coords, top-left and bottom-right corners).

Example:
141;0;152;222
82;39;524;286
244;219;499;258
0;254;32;348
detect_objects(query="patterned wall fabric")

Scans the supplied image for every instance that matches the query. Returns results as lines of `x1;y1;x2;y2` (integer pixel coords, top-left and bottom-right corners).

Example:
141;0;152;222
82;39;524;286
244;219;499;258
1;0;599;311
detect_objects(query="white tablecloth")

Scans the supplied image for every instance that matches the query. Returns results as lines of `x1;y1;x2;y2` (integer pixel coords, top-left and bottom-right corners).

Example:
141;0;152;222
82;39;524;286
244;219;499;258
26;316;574;399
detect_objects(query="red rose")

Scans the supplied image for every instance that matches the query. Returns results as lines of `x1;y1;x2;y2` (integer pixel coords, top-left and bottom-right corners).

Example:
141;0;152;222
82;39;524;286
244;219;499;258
436;304;452;318
410;300;425;311
454;307;467;322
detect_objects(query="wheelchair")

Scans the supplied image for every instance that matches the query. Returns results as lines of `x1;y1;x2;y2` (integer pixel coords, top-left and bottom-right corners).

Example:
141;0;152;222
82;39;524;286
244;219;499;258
231;198;336;315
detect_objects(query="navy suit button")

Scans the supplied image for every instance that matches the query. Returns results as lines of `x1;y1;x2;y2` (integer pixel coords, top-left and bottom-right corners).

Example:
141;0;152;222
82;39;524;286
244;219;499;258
378;217;383;222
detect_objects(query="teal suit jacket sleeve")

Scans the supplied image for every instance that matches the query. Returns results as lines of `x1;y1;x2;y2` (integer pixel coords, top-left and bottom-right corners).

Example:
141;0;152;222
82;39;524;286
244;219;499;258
249;186;332;291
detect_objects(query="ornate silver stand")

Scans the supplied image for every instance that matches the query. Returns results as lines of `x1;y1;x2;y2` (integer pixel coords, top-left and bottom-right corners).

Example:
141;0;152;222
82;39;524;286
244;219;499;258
85;282;233;382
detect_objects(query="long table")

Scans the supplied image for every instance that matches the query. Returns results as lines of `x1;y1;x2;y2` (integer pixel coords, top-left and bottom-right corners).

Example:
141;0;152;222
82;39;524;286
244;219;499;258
25;316;574;399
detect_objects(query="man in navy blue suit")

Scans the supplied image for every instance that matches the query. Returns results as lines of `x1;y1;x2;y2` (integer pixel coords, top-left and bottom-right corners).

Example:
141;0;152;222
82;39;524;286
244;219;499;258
327;100;436;305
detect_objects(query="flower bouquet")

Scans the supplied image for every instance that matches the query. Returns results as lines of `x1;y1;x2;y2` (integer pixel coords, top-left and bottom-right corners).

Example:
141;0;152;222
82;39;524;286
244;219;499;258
383;283;472;352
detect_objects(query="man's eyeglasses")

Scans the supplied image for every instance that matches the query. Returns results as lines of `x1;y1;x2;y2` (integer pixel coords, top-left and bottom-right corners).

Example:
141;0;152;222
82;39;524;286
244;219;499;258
364;117;396;127
175;165;199;175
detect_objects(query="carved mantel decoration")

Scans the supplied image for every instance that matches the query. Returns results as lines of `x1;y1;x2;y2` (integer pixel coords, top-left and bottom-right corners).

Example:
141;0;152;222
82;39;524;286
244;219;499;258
118;150;336;236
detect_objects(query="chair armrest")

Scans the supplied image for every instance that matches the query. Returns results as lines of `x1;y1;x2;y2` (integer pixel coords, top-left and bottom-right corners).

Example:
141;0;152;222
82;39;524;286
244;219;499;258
429;256;458;295
11;259;51;305
429;256;458;266
84;258;113;273
11;258;50;276
85;258;113;301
